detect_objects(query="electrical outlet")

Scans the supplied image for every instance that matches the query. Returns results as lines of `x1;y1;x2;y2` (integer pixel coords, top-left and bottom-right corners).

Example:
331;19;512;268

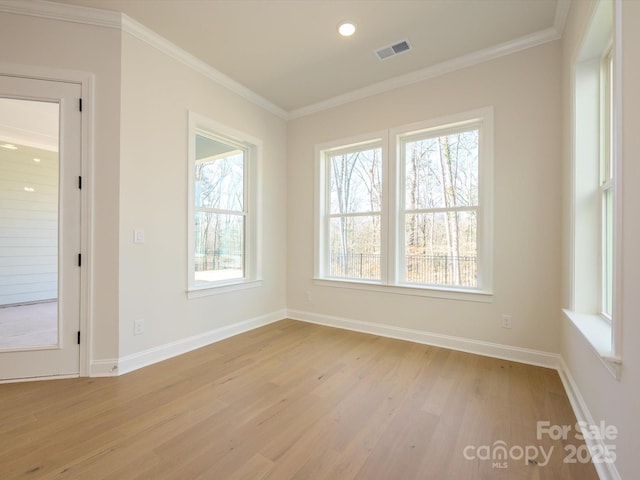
305;290;312;302
502;314;512;329
134;318;145;335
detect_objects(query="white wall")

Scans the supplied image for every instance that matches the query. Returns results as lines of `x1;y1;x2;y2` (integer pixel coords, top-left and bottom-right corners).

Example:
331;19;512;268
288;42;563;354
118;31;288;358
561;1;640;478
0;12;121;362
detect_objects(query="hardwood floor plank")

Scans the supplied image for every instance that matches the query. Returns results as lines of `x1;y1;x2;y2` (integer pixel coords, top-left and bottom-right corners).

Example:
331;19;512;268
223;453;274;480
0;320;599;480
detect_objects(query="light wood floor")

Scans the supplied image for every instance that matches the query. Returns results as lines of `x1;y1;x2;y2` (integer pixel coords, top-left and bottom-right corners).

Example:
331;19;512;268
0;320;598;479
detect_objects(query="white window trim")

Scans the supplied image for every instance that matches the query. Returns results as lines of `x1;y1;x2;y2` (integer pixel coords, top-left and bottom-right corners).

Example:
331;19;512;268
566;0;621;379
598;46;614;322
187;111;262;298
391;108;494;294
611;0;623;362
314;278;493;303
314;108;494;302
314;131;388;282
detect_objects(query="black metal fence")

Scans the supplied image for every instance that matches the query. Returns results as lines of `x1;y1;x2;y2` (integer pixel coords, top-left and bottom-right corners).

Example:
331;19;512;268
405;254;477;287
330;253;477;286
195;251;243;271
330;253;381;280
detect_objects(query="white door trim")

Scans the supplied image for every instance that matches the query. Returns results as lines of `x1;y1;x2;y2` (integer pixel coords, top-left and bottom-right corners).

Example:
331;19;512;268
0;62;94;377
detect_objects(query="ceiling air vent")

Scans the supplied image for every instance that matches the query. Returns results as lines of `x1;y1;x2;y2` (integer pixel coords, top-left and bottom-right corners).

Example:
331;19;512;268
375;39;411;61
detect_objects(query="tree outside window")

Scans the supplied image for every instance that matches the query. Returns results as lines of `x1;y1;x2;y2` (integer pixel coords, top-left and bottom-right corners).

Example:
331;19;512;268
327;144;382;280
194;142;245;283
401;128;479;287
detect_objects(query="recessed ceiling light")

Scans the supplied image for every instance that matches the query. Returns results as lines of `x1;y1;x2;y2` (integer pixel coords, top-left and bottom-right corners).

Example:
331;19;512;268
24;186;34;192
1;143;17;150
33;158;41;163
337;21;356;37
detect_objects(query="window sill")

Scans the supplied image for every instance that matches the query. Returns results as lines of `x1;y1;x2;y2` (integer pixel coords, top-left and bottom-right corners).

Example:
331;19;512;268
562;309;620;379
313;278;493;303
187;279;262;299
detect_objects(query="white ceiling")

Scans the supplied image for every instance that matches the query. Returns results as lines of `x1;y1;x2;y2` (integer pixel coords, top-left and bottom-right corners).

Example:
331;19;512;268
49;0;565;113
0;98;59;151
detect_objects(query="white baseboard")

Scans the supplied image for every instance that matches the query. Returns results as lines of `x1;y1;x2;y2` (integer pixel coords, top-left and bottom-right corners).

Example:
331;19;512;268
93;308;559;377
90;358;120;377
557;357;621;480
286;309;560;369
110;309;286;376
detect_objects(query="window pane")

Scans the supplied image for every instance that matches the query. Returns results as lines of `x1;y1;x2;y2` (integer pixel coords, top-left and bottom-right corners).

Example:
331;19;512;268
0;98;59;348
195;151;244;212
329;147;382;214
329;215;380;280
194;212;244;282
405;211;477;287
404;130;478;210
606;53;613;182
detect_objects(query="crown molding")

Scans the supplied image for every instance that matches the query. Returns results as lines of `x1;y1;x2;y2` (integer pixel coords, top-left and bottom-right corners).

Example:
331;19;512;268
554;0;572;37
0;0;288;120
0;0;119;28
120;16;288;120
288;26;561;119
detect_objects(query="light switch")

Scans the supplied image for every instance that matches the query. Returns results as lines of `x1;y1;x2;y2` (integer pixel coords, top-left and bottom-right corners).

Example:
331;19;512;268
134;229;145;244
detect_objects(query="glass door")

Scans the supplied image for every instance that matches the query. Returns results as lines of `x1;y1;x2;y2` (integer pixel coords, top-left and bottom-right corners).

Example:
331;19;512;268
0;76;81;380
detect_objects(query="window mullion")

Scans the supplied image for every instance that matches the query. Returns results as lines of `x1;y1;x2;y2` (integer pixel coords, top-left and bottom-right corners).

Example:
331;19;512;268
381;132;391;285
328;211;382;219
387;134;401;286
196;207;245;216
323;156;331;278
404;206;479;215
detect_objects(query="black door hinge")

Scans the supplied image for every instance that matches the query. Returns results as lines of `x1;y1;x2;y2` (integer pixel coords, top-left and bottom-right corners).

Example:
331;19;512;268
78;176;82;189
79;98;83;112
77;331;81;345
78;253;82;267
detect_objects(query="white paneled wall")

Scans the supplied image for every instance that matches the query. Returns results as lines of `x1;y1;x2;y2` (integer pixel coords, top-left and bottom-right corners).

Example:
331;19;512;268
0;143;58;305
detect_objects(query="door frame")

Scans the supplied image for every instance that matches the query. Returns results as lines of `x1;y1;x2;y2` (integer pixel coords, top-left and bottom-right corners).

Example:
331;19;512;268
1;62;94;377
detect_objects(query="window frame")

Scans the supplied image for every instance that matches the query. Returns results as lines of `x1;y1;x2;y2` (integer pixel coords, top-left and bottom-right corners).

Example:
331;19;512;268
187;112;262;298
315;133;388;283
393;115;492;292
314;108;494;301
323;139;384;282
599;47;614;321
194;139;247;282
564;0;621;378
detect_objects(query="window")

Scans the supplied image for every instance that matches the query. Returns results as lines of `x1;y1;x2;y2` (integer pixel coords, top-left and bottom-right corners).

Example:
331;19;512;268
194;138;245;282
188;113;261;296
326;141;383;280
398;124;481;288
600;49;614;319
316;108;493;298
566;0;620;375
